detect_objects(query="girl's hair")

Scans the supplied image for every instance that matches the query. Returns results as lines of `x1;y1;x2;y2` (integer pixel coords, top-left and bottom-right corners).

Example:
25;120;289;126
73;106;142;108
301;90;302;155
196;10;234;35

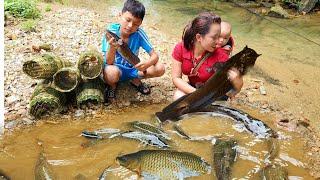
122;0;145;20
183;12;221;50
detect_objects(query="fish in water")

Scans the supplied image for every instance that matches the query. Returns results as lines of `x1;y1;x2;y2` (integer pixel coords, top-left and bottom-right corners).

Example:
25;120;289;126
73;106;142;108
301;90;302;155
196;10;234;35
255;164;288;180
105;30;140;66
213;139;237;180
128;121;171;140
113;131;170;148
156;46;260;122
82;130;169;149
194;104;278;138
81;128;121;139
116;150;211;179
34;142;55;180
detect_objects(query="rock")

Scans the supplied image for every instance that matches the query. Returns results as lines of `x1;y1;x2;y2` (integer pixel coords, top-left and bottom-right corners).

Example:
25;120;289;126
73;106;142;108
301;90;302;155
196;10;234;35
5;120;19;129
5;113;20;121
7;34;17;40
6;95;19;105
22;118;34;125
268;5;290;19
17;108;27;116
75;109;84;117
259;86;267;95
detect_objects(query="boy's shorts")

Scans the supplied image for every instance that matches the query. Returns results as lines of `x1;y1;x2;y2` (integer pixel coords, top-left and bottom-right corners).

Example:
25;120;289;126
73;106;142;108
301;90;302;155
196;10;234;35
116;64;140;82
102;64;140;82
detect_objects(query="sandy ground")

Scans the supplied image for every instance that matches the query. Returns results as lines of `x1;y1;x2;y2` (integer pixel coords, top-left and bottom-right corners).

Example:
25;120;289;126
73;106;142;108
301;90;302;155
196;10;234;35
3;3;320;178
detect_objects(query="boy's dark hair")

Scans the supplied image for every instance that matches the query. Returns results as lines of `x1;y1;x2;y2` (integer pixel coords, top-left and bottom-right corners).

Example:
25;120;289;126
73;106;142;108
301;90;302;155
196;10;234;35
122;0;145;20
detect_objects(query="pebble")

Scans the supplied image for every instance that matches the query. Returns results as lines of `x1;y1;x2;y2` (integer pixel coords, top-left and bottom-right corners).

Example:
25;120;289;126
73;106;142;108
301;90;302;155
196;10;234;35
259;86;267;95
74;110;84;118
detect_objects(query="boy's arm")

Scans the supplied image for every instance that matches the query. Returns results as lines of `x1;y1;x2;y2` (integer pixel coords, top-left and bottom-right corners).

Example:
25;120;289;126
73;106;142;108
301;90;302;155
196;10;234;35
102;34;120;65
105;46;117;65
135;49;158;71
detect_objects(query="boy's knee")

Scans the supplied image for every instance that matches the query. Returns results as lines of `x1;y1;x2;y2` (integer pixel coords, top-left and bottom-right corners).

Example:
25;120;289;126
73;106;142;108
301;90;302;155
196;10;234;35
104;65;120;82
155;63;165;77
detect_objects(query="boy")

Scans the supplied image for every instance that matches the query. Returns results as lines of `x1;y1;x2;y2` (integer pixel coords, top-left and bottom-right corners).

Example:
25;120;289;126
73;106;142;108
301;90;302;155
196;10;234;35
101;0;165;102
216;21;234;56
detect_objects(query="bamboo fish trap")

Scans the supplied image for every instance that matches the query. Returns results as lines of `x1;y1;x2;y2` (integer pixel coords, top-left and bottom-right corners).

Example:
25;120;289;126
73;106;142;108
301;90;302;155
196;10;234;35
76;78;105;106
77;49;103;80
23;54;71;79
53;67;81;92
29;83;66;118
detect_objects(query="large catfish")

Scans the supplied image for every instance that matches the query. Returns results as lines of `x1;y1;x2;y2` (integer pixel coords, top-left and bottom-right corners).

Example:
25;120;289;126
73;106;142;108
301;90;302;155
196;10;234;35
105;30;140;66
156;46;260;122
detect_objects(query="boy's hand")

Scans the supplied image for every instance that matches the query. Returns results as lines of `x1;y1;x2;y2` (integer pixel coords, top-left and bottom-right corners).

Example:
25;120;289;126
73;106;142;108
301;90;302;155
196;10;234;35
135;61;151;71
105;33;121;50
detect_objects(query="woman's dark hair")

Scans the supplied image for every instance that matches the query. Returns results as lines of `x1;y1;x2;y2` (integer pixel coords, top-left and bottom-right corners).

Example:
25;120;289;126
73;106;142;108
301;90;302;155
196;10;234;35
122;0;145;20
183;12;221;50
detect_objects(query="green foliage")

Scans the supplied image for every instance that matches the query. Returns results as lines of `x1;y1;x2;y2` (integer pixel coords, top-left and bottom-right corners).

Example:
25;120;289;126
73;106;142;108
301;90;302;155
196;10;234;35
20;19;38;32
45;5;52;12
4;0;41;19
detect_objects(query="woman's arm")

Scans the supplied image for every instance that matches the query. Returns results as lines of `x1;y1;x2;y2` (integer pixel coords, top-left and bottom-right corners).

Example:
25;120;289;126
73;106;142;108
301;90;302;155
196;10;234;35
227;67;243;97
172;59;196;94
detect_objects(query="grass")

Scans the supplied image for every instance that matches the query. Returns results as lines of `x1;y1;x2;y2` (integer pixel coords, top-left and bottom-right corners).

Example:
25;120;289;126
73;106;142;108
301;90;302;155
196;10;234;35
45;4;52;12
20;19;38;32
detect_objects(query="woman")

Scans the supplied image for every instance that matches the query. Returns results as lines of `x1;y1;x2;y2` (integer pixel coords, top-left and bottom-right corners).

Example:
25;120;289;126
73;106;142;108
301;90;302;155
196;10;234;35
171;12;243;100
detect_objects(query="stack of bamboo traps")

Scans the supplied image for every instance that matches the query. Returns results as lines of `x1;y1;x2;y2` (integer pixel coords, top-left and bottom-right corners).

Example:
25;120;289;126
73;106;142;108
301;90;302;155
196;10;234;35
23;54;71;79
76;78;105;106
29;82;66;118
77;48;103;80
23;47;106;118
53;67;81;92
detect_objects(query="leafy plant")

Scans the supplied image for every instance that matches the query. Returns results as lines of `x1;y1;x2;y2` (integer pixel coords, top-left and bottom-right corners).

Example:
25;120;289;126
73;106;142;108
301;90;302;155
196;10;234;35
45;5;52;12
4;0;41;19
20;19;38;32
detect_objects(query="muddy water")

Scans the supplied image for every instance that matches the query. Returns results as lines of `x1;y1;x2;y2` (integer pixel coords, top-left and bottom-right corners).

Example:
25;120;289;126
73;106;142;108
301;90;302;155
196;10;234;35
0;104;313;179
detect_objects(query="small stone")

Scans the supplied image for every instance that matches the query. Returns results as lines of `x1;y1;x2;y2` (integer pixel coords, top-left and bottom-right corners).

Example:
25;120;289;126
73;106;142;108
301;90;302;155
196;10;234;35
75;109;84;117
259;86;267;95
22;118;33;125
5;113;19;121
5;120;19;129
6;96;19;105
17;109;27;115
124;101;131;107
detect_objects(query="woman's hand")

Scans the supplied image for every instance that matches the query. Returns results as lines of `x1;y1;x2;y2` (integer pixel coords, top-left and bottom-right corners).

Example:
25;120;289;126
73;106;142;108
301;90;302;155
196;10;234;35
227;67;243;95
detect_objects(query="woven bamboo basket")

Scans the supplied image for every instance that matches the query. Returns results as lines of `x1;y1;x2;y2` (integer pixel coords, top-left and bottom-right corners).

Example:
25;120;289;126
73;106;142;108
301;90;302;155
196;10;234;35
23;54;71;79
76;78;105;106
29;83;66;118
77;49;103;80
53;67;81;92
